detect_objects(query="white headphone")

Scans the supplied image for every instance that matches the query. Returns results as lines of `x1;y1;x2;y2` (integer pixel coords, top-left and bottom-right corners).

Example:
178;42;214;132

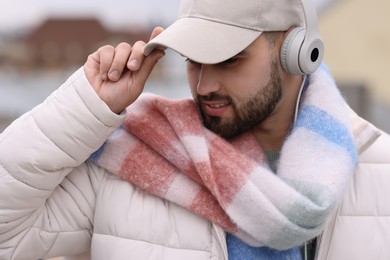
280;0;324;75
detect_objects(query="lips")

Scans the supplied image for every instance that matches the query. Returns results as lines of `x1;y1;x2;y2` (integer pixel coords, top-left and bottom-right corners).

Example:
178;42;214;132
202;100;231;117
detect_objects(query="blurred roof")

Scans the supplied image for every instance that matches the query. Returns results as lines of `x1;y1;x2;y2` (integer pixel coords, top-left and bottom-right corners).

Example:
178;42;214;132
27;18;109;47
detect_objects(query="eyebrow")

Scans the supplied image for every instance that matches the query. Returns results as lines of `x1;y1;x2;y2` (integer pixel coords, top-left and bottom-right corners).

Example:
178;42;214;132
183;50;249;64
236;50;249;57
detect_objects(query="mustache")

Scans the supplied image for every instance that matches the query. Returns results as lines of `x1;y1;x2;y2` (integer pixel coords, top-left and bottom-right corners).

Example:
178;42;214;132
197;93;232;103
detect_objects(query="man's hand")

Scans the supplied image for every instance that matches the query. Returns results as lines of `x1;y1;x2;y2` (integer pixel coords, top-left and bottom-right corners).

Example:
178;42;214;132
84;27;165;114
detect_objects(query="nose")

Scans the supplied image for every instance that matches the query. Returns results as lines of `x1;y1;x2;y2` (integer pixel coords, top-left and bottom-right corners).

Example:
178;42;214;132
196;64;221;96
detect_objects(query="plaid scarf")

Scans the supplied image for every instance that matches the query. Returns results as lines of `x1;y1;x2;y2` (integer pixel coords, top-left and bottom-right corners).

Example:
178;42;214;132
90;65;357;249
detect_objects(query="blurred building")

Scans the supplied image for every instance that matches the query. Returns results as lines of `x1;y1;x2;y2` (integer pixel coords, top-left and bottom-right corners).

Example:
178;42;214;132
1;17;150;71
27;18;113;68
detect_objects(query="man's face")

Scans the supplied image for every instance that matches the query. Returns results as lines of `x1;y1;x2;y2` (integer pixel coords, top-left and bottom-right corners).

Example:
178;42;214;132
186;35;282;139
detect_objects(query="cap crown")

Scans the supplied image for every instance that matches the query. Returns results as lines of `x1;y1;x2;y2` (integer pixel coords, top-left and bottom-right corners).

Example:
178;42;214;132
179;0;305;32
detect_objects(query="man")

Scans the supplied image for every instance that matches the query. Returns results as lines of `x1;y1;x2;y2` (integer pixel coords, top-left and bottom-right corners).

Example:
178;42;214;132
0;0;389;259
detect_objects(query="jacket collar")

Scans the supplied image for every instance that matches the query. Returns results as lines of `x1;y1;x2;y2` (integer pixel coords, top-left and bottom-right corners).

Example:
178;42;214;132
348;107;381;154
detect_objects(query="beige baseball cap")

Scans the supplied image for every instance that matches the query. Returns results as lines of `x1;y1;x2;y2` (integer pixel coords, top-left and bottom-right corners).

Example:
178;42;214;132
144;0;305;64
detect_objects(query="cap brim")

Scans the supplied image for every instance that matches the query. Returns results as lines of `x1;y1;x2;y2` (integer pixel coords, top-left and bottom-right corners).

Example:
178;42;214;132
144;17;262;64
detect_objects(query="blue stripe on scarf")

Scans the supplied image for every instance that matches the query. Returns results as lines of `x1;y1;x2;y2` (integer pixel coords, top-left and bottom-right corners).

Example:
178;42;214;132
296;105;357;163
90;127;127;163
90;142;107;162
227;233;302;260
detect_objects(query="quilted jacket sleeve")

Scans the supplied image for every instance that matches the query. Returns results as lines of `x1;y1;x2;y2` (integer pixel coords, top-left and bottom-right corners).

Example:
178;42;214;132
0;68;125;259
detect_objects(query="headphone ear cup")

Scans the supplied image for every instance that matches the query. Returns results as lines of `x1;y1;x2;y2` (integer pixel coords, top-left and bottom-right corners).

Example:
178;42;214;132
280;27;306;75
298;34;324;75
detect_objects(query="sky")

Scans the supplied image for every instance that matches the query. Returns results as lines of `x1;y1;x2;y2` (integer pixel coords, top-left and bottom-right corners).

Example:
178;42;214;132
0;0;334;33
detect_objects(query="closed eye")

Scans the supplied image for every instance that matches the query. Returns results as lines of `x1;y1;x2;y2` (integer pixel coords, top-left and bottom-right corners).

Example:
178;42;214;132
222;57;238;66
220;51;248;67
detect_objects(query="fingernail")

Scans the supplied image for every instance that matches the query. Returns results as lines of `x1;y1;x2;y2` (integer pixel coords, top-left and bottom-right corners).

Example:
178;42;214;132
128;59;139;69
109;71;119;80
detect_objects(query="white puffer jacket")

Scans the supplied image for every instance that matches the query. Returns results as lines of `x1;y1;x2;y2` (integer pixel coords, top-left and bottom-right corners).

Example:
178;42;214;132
316;116;390;259
0;68;389;260
0;68;227;260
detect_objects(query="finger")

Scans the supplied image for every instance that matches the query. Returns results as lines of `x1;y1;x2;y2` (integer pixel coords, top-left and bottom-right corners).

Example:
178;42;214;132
97;45;115;81
127;41;146;71
108;42;132;81
132;49;165;88
149;27;164;41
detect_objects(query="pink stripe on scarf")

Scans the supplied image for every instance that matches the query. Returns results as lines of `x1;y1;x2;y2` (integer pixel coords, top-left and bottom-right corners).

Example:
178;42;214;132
116;95;266;233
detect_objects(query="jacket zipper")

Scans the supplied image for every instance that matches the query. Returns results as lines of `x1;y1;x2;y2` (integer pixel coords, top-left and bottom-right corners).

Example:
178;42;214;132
213;224;228;260
315;205;340;260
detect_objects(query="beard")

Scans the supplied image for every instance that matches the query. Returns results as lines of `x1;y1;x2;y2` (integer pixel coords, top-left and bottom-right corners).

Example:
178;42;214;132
196;60;282;139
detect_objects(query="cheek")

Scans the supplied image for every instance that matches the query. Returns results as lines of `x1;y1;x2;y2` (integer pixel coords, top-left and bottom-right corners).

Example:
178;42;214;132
246;58;272;84
228;70;268;101
242;59;273;91
230;57;273;96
